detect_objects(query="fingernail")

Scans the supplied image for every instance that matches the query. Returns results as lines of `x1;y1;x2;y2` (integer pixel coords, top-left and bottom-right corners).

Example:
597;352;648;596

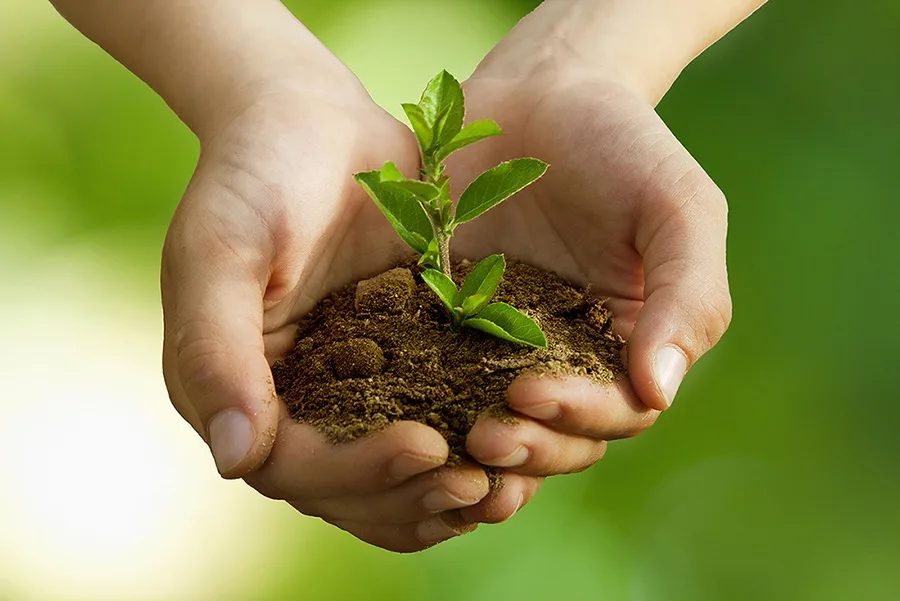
485;445;530;468
390;453;445;481
422;488;480;513
515;401;560;421
416;515;477;545
653;345;688;408
208;409;255;475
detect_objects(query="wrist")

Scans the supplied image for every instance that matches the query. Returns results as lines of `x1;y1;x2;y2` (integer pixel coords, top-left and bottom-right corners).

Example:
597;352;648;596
187;46;365;146
472;0;767;105
167;6;364;142
53;0;364;142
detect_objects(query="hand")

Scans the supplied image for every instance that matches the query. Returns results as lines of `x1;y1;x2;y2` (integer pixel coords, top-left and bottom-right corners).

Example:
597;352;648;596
161;82;514;552
451;48;732;485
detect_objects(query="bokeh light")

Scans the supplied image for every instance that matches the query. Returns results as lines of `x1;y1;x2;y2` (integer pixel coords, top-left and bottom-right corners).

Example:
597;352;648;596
0;238;285;600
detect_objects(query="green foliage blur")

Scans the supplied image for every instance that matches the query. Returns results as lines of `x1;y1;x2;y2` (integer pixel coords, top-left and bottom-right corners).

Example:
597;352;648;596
2;0;898;599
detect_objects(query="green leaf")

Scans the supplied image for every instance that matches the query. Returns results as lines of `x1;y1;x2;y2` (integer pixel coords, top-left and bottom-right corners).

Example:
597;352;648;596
378;163;440;208
380;161;405;182
455;254;505;313
460;293;488;318
421;269;459;314
417;238;441;271
453;158;549;225
384;179;440;205
354;170;434;254
402;103;433;153
463;302;547;348
418;70;464;149
435;120;502;163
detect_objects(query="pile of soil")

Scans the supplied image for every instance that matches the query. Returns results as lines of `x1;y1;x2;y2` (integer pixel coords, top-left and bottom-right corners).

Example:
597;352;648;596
272;258;626;465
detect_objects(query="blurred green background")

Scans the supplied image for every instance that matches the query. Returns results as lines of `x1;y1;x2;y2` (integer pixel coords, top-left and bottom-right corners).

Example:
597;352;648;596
1;1;898;599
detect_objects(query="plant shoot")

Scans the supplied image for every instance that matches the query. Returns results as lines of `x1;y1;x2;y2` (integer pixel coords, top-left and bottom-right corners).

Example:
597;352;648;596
355;71;548;348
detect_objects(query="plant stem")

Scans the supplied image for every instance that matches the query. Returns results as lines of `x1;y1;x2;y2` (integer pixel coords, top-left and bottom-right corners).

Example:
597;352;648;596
436;228;452;278
425;159;452;278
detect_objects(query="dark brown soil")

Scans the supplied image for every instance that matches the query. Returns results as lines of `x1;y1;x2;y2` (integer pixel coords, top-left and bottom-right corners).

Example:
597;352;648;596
272;258;626;466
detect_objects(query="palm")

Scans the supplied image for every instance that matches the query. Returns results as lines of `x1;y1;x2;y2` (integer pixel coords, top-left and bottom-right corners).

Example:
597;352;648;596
448;77;700;338
163;70;728;553
164;95;510;553
190;98;423;362
163;96;421;429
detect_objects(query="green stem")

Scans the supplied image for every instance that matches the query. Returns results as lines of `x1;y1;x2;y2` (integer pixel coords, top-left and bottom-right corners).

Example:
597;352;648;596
424;209;451;278
424;151;440;181
436;228;452;279
425;157;451;278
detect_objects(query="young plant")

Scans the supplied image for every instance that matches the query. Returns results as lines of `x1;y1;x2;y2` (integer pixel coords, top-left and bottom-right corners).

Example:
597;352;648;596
354;71;549;348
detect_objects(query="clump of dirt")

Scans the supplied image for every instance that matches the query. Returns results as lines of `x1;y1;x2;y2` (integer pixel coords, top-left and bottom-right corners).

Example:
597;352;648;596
272;258;626;465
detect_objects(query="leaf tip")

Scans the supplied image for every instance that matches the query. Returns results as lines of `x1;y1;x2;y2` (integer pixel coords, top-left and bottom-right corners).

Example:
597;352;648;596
379;161;404;182
439;69;459;83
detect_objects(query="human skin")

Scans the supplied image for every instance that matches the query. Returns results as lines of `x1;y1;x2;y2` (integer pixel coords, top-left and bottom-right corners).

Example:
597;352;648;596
49;0;765;552
456;0;767;491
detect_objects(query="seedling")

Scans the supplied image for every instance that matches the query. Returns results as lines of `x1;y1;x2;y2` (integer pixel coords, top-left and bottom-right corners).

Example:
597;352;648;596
355;71;548;348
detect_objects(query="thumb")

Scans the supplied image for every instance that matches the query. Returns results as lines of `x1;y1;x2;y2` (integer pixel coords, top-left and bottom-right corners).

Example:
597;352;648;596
161;215;280;479
628;175;733;411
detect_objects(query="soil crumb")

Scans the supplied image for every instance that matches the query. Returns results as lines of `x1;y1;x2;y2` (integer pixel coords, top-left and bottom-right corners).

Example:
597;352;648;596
272;258;626;466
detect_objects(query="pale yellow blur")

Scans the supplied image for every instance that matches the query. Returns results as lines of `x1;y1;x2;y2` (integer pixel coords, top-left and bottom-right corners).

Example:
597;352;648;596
0;223;290;600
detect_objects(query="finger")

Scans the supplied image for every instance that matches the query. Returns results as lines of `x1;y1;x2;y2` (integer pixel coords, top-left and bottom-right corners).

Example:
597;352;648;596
329;510;478;554
460;472;543;524
466;414;609;477
507;376;660;439
244;419;450;500
629;164;733;411
161;201;280;480
293;462;489;524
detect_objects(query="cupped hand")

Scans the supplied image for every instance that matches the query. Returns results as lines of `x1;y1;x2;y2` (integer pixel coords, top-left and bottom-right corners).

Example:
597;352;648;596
160;82;520;552
451;63;732;482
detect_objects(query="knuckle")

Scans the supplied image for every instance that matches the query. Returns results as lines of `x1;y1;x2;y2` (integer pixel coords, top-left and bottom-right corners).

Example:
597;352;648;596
642;161;700;209
173;316;258;409
702;184;728;212
677;171;727;215
160;243;177;291
641;166;728;246
176;333;228;396
697;284;733;349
